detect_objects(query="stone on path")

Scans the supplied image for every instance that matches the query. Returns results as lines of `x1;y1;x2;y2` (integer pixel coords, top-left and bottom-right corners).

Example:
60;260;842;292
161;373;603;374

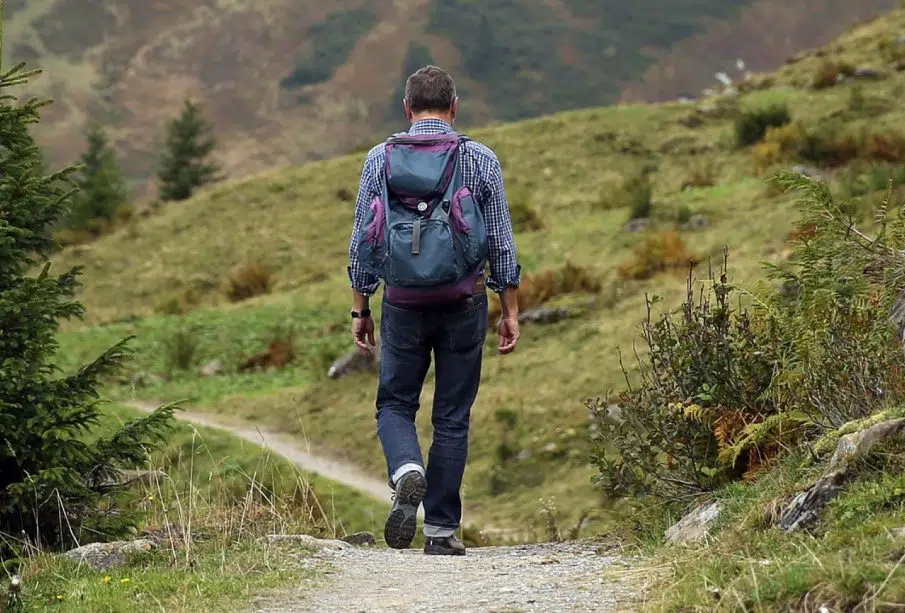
63;539;155;571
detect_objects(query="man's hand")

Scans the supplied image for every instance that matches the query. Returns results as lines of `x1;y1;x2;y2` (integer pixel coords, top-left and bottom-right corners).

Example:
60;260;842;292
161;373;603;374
497;316;520;354
353;315;376;354
496;286;520;354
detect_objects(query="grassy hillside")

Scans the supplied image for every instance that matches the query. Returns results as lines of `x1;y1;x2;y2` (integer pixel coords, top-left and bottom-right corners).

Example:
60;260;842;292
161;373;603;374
11;403;388;612
1;0;893;190
48;7;905;536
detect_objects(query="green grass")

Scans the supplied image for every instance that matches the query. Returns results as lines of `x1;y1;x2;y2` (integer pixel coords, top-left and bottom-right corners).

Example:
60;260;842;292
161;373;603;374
635;449;905;611
6;403;388;611
47;8;905;537
14;541;318;613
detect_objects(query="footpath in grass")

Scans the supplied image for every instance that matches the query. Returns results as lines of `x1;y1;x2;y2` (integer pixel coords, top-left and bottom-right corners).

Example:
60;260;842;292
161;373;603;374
7;404;389;612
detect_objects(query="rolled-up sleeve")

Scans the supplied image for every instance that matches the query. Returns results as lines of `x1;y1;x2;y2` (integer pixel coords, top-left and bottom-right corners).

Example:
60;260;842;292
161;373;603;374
480;154;521;293
347;152;381;296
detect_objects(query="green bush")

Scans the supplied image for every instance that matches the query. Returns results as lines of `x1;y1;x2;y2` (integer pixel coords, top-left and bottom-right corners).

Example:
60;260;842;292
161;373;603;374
619;173;653;220
0;63;176;555
734;103;791;148
591;172;905;508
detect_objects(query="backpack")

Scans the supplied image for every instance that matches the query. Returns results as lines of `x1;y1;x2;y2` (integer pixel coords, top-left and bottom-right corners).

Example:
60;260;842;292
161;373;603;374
356;132;488;305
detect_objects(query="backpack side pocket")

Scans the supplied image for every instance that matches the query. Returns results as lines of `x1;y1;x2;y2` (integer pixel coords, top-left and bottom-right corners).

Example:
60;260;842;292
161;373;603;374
452;186;488;269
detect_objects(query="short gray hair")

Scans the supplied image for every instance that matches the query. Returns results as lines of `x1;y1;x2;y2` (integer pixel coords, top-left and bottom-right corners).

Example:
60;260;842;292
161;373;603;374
404;65;457;113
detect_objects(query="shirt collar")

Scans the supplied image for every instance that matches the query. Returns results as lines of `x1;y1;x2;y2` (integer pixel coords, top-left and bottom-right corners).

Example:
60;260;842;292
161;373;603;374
408;118;454;135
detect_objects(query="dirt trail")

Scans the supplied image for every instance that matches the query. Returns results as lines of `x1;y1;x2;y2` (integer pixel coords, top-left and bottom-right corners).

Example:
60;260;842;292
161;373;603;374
254;540;641;613
126;399;395;506
129;400;645;611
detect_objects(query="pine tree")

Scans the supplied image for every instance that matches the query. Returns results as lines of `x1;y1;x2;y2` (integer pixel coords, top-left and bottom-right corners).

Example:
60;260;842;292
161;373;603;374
0;61;177;554
66;121;128;231
156;98;222;202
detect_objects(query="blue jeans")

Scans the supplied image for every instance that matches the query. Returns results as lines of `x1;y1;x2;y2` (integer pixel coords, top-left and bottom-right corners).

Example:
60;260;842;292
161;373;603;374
376;292;488;536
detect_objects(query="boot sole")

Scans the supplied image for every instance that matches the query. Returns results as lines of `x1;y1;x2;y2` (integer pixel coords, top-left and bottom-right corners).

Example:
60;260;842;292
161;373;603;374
424;545;466;556
384;472;426;550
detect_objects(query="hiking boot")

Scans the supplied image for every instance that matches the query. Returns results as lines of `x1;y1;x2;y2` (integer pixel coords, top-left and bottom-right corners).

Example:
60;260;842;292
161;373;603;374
424;534;466;556
384;470;427;550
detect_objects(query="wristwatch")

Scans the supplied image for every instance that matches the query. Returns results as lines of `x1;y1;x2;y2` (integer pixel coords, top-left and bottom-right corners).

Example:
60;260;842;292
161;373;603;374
351;308;372;319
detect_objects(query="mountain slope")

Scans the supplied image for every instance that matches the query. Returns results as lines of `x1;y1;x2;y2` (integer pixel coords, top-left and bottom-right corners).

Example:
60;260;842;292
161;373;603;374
2;0;893;192
47;6;905;531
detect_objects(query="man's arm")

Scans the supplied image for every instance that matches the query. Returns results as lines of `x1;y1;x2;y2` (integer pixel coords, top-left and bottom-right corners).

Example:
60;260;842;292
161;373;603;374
348;152;380;353
481;152;521;297
480;151;521;354
347;152;381;300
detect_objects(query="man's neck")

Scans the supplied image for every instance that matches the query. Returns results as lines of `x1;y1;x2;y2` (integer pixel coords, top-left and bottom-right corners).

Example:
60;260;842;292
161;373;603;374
410;113;453;125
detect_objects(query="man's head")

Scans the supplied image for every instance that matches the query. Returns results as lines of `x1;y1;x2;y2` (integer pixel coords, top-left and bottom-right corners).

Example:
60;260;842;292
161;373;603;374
403;65;457;124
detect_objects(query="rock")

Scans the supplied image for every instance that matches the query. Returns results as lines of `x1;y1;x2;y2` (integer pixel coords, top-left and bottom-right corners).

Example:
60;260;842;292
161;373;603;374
63;539;155;571
776;471;847;532
665;501;721;544
680;113;704;128
341;532;376;547
200;359;224;377
128;371;164;388
99;469;168;489
327;345;379;379
892;527;905;539
519;307;571;325
624;218;651;233
851;67;885;80
516;449;532;462
828;418;905;472
257;534;351;551
790;165;828;182
679;214;710;231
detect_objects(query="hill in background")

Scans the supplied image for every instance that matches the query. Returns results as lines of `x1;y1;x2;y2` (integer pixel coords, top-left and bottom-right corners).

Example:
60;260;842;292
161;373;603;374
47;7;905;533
2;0;895;195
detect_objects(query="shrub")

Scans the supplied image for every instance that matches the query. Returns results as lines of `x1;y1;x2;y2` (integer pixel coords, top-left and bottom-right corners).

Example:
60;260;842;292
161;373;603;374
509;198;544;232
225;261;274;302
811;59;853;90
0;63;176;554
751;122;807;174
616;173;653;220
680;162;716;190
487;262;600;322
861;131;905;163
617;231;698;281
734;103;791;148
848;84;865;112
591;172;905;507
162;327;200;373
797;122;860;168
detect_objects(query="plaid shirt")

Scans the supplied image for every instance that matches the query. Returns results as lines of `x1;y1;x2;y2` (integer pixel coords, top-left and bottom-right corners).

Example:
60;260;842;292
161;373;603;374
347;118;521;296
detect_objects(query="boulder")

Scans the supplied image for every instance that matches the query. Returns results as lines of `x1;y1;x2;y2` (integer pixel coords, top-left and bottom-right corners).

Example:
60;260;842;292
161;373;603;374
200;359;224;377
519;307;571;325
828;418;905;472
851;67;885;80
327;344;379;379
257;534;351;551
63;539;155;571
776;471;847;532
680;214;710;231
341;532;376;547
665;501;721;544
624;218;651;233
791;165;828;183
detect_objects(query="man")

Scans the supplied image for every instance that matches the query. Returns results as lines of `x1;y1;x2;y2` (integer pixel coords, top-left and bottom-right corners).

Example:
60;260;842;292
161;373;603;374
346;65;521;556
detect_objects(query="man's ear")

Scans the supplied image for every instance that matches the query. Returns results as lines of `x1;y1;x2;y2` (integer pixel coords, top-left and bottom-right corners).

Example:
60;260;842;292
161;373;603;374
403;98;413;122
450;97;458;121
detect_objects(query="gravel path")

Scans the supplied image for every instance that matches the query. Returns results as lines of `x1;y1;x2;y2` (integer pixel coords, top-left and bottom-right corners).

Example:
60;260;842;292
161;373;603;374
254;540;642;613
127;399;395;504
